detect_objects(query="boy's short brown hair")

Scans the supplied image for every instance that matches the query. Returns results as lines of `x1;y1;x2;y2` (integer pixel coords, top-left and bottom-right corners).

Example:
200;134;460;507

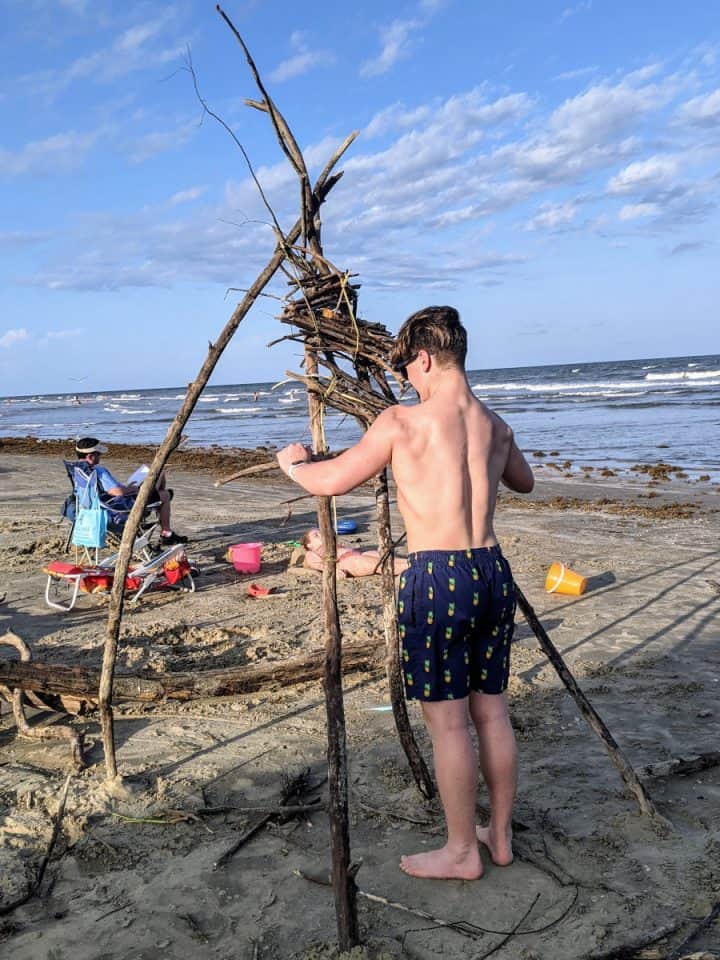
390;305;467;375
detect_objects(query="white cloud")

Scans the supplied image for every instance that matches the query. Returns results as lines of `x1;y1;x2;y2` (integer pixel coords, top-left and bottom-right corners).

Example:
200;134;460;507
0;328;29;349
678;89;720;127
167;186;207;207
44;328;83;339
554;66;597;82
559;1;592;23
0;230;46;249
548;72;675;147
360;18;423;77
607;155;680;194
125;121;196;164
527;200;577;230
618;202;660;221
0;128;103;176
270;31;335;83
23;10;186;100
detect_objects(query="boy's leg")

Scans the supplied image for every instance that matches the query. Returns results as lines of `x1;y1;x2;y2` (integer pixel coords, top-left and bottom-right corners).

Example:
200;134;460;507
400;698;483;880
470;690;516;865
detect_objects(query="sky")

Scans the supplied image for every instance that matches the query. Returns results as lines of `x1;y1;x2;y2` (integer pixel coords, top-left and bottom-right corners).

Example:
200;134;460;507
1;0;719;395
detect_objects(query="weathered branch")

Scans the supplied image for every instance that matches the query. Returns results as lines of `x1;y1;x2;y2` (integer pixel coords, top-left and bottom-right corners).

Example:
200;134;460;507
515;585;664;822
0;637;382;703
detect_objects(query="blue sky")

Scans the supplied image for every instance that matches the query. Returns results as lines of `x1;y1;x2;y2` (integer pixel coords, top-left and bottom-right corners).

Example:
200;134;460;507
1;0;718;395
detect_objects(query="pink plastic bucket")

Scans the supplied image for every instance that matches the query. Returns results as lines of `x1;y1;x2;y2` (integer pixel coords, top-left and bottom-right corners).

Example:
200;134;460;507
229;542;262;574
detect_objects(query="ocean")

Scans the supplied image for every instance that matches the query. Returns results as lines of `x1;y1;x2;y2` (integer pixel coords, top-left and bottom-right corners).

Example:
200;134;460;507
2;354;719;479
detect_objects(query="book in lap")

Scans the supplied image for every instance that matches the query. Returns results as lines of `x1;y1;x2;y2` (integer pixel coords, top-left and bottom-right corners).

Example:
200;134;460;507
126;464;150;486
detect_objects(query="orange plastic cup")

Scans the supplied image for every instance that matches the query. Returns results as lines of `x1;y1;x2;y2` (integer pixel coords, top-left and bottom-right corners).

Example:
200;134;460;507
545;562;587;596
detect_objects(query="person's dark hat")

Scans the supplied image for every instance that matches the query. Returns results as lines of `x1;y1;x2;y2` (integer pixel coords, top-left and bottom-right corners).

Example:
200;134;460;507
75;437;108;454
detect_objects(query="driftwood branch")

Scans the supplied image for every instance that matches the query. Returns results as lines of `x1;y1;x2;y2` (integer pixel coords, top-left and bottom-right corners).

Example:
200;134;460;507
0;637;382;703
641;752;720;779
373;472;435;800
1;632;85;769
514;585;663;822
213;767;317;869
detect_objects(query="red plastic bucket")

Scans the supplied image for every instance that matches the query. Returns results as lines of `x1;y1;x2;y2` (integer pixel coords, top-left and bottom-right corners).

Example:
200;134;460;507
229;542;262;574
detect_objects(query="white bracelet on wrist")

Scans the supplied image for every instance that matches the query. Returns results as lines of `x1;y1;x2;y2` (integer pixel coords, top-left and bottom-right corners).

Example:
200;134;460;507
288;461;307;482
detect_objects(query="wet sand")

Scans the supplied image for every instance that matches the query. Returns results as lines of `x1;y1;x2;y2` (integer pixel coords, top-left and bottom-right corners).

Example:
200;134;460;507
1;444;719;959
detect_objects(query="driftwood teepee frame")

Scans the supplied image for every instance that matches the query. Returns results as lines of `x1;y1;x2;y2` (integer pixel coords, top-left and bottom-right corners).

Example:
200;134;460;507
2;6;665;949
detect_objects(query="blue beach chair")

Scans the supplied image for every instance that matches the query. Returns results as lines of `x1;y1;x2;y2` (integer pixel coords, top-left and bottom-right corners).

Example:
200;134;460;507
61;460;161;562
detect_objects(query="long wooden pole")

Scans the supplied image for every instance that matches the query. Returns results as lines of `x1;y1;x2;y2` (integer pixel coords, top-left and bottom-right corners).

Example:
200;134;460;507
373;472;435;800
304;348;359;949
514;584;662;820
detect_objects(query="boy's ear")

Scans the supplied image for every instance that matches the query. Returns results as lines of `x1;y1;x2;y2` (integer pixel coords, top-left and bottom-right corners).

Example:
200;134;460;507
419;349;432;372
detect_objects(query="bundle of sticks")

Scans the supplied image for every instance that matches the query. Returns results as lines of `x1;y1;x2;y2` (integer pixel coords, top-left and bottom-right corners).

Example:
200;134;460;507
271;264;401;423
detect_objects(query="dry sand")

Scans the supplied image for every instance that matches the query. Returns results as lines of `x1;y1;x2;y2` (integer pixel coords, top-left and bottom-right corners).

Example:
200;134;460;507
0;443;719;959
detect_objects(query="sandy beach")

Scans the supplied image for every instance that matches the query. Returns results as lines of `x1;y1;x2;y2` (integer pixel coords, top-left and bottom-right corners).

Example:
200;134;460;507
1;440;719;959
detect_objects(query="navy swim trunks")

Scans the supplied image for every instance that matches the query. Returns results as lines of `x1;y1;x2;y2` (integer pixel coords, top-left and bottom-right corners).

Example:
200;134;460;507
398;545;516;701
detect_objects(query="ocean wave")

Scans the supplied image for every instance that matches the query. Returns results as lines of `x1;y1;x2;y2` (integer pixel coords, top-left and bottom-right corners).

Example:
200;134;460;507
645;369;720;381
473;376;719;393
103;405;156;415
215;407;256;414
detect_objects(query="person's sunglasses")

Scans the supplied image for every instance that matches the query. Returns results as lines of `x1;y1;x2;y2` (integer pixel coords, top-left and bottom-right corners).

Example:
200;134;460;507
392;353;417;380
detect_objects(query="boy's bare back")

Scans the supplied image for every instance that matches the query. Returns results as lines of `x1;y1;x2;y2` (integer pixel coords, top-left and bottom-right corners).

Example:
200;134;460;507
388;385;515;553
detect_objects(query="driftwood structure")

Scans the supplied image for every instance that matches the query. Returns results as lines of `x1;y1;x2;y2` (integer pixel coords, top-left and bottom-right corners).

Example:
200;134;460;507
0;4;677;948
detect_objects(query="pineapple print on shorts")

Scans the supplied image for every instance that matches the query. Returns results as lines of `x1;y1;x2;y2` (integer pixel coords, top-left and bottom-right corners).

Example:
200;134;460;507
406;672;414;687
399;575;406;591
426;609;434;625
448;576;455;593
423;682;432;697
444;626;453;642
486;645;494;660
496;558;503;572
502;582;509;598
448;553;455;568
481;668;488;681
399;624;406;640
444;668;452;685
447;601;455;617
425;634;432;649
402;645;409;663
398;598;405;616
426;560;433;575
472;566;480;582
427;584;434;601
424;658;431;674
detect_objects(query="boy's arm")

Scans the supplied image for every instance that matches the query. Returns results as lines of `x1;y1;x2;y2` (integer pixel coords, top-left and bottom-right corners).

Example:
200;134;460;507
277;407;398;496
501;433;535;493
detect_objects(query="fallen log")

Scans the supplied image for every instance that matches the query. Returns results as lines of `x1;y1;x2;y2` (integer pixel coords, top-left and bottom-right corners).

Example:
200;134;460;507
641;752;720;779
0;637;382;705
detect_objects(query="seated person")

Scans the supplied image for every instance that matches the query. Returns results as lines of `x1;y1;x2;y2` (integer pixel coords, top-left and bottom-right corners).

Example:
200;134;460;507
301;528;408;578
74;437;187;547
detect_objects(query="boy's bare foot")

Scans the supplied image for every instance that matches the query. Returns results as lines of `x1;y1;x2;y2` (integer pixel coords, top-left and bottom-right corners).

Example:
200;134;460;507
475;825;513;865
399;844;483;880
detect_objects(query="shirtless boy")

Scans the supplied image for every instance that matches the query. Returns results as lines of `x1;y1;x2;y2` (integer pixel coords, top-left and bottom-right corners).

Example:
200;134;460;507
276;306;534;880
301;528;408;578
